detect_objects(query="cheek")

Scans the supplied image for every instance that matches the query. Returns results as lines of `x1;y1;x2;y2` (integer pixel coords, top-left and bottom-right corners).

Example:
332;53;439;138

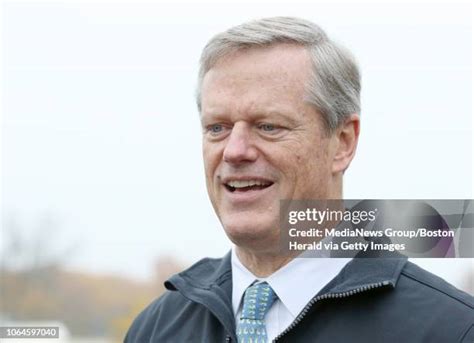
203;144;221;174
295;148;330;183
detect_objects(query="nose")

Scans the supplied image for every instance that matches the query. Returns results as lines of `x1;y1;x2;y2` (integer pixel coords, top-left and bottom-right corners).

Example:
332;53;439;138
223;123;258;164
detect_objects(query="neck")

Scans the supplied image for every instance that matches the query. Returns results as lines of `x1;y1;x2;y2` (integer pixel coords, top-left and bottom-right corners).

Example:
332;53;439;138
235;246;295;278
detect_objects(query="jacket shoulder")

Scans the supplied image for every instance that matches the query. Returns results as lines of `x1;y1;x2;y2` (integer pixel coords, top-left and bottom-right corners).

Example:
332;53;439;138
400;261;474;310
124;290;190;342
396;262;474;341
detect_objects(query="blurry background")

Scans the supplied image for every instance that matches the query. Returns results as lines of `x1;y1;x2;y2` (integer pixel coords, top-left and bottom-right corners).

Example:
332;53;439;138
1;0;472;341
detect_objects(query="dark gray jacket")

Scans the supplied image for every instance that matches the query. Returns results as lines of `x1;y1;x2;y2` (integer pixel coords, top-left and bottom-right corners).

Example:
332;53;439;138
125;252;474;342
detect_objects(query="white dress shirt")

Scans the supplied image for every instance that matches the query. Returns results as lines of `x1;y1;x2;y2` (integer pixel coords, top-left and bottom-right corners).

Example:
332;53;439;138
231;247;351;341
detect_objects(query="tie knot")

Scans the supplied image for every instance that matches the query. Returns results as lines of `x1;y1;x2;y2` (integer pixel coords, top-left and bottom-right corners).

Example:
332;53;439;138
240;282;277;321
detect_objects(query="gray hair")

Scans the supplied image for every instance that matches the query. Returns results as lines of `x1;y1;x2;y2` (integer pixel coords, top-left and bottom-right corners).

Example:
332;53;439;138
196;16;361;132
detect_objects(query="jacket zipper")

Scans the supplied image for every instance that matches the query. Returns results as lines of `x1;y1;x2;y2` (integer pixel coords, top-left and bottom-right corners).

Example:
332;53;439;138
273;280;391;342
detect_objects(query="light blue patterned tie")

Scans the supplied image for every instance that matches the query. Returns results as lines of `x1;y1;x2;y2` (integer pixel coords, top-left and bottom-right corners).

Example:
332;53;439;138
237;282;278;343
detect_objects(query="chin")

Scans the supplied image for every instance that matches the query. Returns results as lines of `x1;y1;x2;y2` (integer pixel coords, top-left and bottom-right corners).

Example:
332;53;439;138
221;215;280;252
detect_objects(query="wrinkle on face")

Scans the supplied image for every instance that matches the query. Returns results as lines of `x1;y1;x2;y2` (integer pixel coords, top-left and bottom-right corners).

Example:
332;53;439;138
200;43;339;254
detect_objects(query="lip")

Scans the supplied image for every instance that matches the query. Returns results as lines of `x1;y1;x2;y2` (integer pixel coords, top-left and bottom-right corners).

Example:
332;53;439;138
220;176;275;204
220;176;275;185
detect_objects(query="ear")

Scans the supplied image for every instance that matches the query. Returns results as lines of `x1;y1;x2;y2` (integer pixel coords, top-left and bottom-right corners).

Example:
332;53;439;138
331;114;360;174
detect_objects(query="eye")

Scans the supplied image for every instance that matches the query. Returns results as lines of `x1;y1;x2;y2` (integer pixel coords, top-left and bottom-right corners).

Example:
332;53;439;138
209;124;224;133
257;123;285;136
259;123;276;132
205;123;230;138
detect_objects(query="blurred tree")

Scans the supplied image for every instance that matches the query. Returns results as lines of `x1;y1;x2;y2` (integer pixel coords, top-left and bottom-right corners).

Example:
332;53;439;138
1;214;186;340
1;214;73;319
109;254;185;341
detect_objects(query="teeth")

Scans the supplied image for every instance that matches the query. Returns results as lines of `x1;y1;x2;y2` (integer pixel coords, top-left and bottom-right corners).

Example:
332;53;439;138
227;180;270;188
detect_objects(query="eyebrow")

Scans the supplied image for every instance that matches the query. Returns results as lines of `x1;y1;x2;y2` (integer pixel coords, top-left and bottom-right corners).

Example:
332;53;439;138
201;108;301;126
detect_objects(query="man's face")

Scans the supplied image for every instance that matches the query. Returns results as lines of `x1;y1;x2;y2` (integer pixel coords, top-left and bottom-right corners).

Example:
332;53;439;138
200;44;340;251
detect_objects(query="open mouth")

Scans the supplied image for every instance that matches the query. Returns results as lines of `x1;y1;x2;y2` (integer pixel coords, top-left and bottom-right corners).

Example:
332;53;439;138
224;180;274;193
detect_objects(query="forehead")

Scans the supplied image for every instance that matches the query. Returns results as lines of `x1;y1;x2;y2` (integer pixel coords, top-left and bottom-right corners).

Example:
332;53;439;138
200;43;312;115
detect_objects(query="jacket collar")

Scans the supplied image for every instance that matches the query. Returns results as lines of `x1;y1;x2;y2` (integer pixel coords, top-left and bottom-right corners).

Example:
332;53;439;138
164;251;408;336
165;252;232;292
166;250;407;293
165;252;235;338
319;252;408;295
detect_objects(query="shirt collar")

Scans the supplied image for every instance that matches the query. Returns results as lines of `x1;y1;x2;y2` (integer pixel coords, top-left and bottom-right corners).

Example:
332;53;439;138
231;248;258;316
231;246;352;318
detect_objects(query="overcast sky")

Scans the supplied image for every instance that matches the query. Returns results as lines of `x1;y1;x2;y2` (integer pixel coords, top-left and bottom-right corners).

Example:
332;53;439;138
2;1;472;286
